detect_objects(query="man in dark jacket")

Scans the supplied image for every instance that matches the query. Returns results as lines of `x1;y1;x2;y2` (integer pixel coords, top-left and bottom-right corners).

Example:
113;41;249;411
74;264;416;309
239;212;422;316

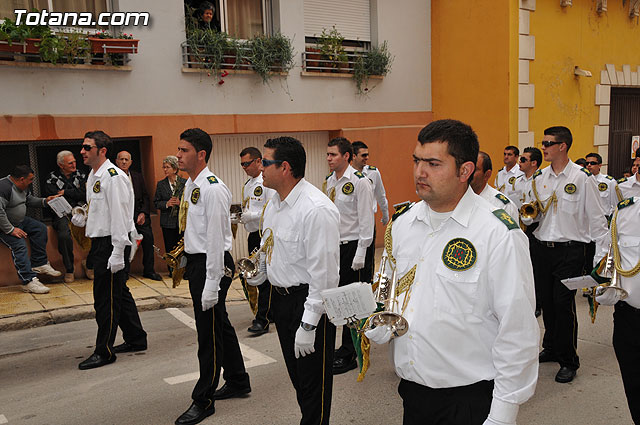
116;151;162;281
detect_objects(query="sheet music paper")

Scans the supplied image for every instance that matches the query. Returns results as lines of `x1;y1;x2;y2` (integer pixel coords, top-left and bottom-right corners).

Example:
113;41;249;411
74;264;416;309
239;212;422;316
321;282;377;326
561;275;599;290
47;196;72;218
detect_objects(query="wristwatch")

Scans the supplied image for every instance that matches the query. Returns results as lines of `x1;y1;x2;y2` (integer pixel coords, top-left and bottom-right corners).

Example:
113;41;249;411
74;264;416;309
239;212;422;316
300;322;317;331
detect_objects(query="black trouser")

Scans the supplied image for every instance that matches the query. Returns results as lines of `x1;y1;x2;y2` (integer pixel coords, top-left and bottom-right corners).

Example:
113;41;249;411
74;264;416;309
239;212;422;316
335;240;373;360
271;284;335;425
161;226;182;273
90;237;146;359
247;231;272;327
364;226;376;284
613;301;640;424
584;241;596;275
186;252;249;409
534;240;584;370
398;379;493;425
52;215;74;273
524;223;540;310
135;221;156;275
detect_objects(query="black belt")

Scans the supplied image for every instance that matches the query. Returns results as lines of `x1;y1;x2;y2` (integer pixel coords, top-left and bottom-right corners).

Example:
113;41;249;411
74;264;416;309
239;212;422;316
535;239;585;248
340;240;357;245
273;283;308;296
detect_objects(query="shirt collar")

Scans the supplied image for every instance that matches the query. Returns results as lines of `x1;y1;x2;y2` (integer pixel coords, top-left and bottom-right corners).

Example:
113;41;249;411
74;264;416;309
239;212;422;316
278;178;306;208
411;186;476;229
94;159;113;177
334;165;355;182
191;167;212;187
549;160;573;177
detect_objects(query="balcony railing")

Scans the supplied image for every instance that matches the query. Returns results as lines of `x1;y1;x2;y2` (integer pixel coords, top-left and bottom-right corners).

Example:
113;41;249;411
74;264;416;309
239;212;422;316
180;41;289;74
301;45;367;74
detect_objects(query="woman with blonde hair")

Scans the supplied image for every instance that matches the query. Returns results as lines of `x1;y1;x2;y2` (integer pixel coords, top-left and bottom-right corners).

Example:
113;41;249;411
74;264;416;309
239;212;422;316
153;156;186;266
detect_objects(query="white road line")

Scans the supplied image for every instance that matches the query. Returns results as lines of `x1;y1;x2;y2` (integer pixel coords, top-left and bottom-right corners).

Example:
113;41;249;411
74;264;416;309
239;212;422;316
0;414;8;424
164;308;277;385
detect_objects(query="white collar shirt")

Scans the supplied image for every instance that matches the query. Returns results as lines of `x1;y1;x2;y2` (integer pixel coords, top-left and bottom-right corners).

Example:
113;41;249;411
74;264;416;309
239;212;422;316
326;165;374;248
262;179;340;326
387;187;539;424
618;173;640;199
183;167;233;287
494;164;524;196
362;165;389;215
85;159;134;252
614;197;640;309
478;184;519;221
530;162;609;261
511;173;535;210
593;173;618;216
242;172;276;233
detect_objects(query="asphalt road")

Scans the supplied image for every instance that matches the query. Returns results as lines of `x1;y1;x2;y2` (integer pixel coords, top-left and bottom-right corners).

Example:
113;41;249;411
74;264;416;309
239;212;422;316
0;299;633;425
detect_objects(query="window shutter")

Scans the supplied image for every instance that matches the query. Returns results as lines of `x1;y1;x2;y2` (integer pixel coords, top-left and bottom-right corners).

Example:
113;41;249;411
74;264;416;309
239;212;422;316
304;0;371;42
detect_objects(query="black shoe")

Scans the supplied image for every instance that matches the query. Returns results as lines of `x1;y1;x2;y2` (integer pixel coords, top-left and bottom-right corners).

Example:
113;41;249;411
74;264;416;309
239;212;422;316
538;349;557;363
555;367;577;383
143;272;163;281
247;321;269;336
175;402;215;425
78;353;116;370
333;356;357;375
113;342;147;353
213;383;251;400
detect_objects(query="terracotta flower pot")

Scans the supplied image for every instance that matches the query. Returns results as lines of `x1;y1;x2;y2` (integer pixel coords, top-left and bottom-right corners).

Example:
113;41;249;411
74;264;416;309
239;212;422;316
0;40;25;53
222;49;236;69
88;38;139;54
24;38;41;54
305;47;321;72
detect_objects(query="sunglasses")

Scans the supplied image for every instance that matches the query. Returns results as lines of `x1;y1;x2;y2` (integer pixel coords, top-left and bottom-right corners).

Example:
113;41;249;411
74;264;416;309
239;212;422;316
519;157;529;163
541;140;563;148
586;161;600;166
261;159;283;167
240;159;257;168
81;144;97;151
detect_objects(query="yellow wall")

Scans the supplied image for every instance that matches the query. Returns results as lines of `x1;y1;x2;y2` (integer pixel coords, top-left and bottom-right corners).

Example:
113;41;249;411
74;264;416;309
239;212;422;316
431;1;520;167
529;2;640;159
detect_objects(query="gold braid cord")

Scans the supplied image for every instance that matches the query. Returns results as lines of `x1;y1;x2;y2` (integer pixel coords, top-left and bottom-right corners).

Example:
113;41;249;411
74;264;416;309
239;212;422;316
357;316;373;382
531;178;557;215
178;191;188;233
611;210;640;277
241;184;250;209
615;186;623;203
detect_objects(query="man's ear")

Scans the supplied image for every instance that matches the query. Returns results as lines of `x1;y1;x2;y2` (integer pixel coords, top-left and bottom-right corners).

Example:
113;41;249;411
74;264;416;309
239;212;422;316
459;161;475;181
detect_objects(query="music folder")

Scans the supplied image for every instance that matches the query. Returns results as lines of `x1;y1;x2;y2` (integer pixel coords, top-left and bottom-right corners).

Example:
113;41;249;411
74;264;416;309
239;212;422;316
321;282;377;326
47;196;72;218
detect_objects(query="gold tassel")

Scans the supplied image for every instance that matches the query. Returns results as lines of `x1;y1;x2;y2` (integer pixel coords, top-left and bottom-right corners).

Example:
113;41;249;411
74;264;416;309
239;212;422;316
357;316;373;382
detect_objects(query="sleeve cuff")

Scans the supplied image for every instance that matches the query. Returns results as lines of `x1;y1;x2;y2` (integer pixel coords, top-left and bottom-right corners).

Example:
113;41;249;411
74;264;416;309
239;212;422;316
488;397;519;425
301;309;322;327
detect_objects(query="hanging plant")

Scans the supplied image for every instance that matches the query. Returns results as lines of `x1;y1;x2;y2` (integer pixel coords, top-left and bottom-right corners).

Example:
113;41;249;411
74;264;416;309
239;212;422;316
246;32;294;84
353;41;393;94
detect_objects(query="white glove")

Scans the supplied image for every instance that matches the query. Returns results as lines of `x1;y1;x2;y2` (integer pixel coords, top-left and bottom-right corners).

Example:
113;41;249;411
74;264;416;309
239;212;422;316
246;252;267;286
107;250;125;273
351;246;366;271
294;326;316;358
201;278;219;311
381;210;390;226
595;286;621;306
482;417;513;425
364;325;392;345
71;212;87;227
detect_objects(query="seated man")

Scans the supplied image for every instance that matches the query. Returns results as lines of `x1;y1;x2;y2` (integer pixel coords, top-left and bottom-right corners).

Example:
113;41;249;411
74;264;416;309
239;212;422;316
44;150;88;283
0;165;62;293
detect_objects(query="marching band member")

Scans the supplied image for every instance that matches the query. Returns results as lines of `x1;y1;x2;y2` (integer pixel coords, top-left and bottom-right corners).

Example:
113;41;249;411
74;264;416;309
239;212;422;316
470;151;519;220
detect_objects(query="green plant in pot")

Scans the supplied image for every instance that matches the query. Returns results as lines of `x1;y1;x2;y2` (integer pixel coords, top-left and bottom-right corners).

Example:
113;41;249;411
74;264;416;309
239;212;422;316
247;32;294;83
317;26;347;72
186;27;233;77
353;41;393;94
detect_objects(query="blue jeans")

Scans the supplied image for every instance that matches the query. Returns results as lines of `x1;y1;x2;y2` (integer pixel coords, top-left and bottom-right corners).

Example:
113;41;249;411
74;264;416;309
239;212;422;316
0;216;49;284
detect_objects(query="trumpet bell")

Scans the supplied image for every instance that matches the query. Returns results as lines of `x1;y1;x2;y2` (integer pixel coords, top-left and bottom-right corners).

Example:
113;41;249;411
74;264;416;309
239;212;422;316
237;257;258;279
370;311;409;338
595;283;629;300
520;202;539;219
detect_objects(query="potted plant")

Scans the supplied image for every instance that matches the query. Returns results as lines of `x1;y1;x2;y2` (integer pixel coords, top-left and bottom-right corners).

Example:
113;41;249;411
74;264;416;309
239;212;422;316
317;26;347;72
186;27;233;76
304;46;321;71
88;31;139;54
353;41;393;94
0;16;50;55
246;33;295;83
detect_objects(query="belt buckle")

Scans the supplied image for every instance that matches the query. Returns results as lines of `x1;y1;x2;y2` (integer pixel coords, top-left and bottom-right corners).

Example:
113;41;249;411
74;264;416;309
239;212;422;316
547;241;555;248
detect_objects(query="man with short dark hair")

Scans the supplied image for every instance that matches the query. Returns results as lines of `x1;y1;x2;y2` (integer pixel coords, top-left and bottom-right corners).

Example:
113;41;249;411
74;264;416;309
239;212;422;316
585;152;617;217
617;156;640;200
324;137;374;375
470;151;518;220
0;165;62;293
174;128;249;425
494;145;524;199
523;126;609;384
366;119;538;425
511;147;542;210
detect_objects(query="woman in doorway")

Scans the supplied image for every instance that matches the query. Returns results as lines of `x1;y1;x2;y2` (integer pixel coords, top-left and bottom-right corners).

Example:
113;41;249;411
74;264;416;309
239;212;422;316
153;156;186;268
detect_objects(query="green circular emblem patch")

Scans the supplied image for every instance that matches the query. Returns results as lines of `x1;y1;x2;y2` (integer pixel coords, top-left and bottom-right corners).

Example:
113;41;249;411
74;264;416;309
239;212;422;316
508;176;516;185
190;188;200;204
342;182;355;195
442;238;477;271
92;181;101;193
598;182;608;192
564;183;577;194
254;186;263;197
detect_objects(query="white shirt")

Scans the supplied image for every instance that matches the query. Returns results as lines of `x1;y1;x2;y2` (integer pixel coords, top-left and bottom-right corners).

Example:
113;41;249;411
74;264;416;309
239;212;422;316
387;187;539;424
325;165;374;248
478;184;519;221
362;165;390;219
241;172;275;233
183;167;233;289
593;173;618;216
494;164;524;196
85;159;134;252
262;179;340;326
617;174;640;200
613;197;640;309
511;173;535;210
527;162;609;263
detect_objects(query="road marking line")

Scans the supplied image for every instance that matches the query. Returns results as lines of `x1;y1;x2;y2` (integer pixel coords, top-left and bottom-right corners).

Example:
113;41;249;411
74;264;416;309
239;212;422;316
0;414;8;424
164;308;277;385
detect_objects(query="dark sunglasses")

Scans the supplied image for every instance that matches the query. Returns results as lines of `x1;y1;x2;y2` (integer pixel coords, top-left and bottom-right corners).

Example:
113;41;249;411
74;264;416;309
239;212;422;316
240;159;257;168
81;144;97;151
261;159;283;167
541;140;563;148
519;157;529;163
586;161;600;166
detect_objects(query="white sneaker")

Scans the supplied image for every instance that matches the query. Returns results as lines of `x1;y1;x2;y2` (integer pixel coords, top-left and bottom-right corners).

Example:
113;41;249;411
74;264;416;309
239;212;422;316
23;277;50;294
32;262;62;277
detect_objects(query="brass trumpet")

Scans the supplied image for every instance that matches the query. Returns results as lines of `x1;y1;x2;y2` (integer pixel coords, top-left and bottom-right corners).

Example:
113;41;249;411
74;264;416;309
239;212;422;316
595;244;629;300
519;201;539;220
161;238;186;288
236;248;262;279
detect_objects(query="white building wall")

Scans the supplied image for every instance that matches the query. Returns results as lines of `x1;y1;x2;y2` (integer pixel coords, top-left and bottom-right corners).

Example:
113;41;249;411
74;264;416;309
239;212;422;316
0;0;431;116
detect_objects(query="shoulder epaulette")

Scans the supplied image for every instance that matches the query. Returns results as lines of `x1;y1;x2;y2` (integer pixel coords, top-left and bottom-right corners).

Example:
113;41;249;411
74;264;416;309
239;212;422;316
495;193;510;204
207;176;218;184
325;172;333;181
617;177;628;184
367;165;377;171
533;169;542;179
354;171;365;179
492;209;518;230
580;167;592;176
618;197;634;210
392;202;413;221
605;175;614;180
107;168;118;177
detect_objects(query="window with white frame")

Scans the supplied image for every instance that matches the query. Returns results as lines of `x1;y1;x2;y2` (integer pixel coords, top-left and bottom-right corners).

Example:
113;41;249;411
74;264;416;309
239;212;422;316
188;0;271;39
0;0;109;21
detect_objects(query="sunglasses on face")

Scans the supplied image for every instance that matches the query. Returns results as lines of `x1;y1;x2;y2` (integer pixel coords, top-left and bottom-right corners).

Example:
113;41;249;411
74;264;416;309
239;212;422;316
261;159;283;167
541;140;563;148
240;159;257;168
81;144;96;151
519;157;529;163
586;161;600;166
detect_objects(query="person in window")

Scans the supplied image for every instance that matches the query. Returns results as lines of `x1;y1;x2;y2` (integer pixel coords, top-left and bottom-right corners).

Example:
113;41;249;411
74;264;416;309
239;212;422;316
197;1;220;31
153;155;186;266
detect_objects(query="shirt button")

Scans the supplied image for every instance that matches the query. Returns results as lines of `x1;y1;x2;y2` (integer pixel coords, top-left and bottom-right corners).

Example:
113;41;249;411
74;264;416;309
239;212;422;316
409;335;413;339
410;308;414;312
410;360;414;365
454;273;459;278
